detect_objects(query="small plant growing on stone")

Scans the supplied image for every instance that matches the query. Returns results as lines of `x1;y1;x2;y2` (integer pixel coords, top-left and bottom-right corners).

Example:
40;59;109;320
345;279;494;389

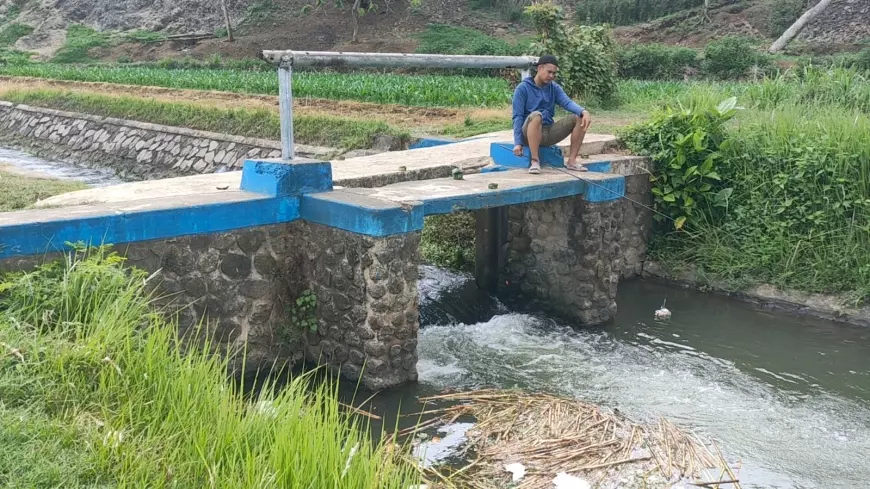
289;289;318;332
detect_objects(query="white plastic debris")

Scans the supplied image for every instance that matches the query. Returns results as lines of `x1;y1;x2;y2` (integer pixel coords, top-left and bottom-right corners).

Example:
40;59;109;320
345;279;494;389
655;299;672;320
552;472;591;489
503;462;526;482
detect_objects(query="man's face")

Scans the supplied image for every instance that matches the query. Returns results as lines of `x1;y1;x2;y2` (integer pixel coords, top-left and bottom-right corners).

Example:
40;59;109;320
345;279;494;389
538;63;557;84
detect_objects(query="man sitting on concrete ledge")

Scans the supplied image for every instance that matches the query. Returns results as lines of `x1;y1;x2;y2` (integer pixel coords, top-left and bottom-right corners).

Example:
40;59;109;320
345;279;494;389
512;54;592;174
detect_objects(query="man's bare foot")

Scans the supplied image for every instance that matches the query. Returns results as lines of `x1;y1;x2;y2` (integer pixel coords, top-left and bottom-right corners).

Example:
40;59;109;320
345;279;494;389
565;160;587;171
529;159;541;174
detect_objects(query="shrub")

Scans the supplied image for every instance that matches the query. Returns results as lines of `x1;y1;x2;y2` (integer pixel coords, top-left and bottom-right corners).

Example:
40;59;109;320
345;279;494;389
766;0;806;38
52;24;111;63
0;22;32;47
702;36;771;79
575;0;703;26
124;29;167;44
526;3;618;100
618;43;699;80
416;24;529;56
621;97;738;230
421;213;476;271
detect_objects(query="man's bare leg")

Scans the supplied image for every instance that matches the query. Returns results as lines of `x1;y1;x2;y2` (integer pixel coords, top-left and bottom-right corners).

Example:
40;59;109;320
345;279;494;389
566;114;588;171
526;114;543;173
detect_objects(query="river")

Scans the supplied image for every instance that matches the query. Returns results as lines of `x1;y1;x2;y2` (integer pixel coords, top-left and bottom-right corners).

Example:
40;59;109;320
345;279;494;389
4;148;868;488
0;147;120;187
363;266;870;489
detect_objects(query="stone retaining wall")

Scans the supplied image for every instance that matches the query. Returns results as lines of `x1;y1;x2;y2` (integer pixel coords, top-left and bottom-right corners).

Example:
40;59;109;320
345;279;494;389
0;221;422;390
299;222;421;389
0;102;332;181
501;197;624;325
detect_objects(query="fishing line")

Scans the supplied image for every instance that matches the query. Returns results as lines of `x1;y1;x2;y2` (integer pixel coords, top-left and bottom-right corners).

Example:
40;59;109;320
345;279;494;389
542;162;676;224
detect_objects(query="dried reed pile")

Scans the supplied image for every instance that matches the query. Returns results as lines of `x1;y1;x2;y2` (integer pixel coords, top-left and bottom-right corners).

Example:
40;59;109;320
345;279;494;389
405;390;742;489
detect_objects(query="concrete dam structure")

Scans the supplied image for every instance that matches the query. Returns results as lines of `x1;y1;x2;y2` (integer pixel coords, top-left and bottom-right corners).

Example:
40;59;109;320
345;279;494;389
0;52;654;390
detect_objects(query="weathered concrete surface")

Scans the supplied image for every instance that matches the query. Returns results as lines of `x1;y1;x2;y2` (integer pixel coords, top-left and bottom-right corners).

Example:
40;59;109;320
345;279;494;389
475;130;619;155
32;140;630;209
342;159;635;213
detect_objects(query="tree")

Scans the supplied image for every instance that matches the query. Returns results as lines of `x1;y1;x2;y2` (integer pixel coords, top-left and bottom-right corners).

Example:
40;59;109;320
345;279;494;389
220;0;234;42
768;0;834;53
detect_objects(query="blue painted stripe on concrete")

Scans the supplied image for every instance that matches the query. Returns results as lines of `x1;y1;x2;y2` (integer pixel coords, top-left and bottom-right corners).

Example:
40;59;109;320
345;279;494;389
301;192;424;237
409;137;459;150
240;158;333;196
582;161;611;173
583;175;625;203
423;179;586;215
480;165;511;173
0;197;300;259
490;142;564;169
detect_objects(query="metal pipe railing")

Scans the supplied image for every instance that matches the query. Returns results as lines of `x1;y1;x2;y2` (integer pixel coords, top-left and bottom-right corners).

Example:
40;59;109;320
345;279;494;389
262;50;540;160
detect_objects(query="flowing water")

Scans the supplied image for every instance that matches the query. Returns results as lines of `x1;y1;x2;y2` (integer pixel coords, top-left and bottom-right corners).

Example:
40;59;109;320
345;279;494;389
0;147;120;187
364;266;870;489
5;146;868;487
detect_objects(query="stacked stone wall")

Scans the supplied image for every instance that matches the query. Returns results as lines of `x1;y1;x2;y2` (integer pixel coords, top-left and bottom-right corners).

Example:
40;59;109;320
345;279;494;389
500;197;624;325
0;102;330;181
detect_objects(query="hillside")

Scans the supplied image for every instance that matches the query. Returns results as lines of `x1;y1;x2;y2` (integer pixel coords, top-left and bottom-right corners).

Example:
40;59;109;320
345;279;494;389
0;0;867;61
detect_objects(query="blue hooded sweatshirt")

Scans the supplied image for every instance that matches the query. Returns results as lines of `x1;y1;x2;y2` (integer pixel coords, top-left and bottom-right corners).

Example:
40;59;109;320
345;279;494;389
512;77;585;146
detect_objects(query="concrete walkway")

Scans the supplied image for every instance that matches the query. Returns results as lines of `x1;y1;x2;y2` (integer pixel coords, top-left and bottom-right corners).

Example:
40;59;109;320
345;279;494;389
32;133;620;209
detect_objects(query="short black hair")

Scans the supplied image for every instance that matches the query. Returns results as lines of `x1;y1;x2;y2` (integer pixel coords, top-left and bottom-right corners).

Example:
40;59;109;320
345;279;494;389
537;54;559;67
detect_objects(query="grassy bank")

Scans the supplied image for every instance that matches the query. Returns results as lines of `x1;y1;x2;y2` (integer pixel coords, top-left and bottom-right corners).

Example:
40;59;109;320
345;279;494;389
622;69;870;300
0;64;513;107
0;248;418;487
0;89;410;150
0;168;87;212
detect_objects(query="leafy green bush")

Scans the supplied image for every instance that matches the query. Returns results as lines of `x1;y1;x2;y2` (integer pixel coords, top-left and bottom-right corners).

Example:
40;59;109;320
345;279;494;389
766;0;805;37
0;23;32;47
526;3;618;100
52;24;111;63
416;24;529;56
702;36;771;79
421;213;476;272
124;29;167;44
624;90;870;298
621;97;738;229
618;43;699;80
575;0;703;26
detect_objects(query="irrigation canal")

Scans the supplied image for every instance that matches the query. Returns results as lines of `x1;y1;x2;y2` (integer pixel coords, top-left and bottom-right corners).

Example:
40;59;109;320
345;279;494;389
4;148;869;489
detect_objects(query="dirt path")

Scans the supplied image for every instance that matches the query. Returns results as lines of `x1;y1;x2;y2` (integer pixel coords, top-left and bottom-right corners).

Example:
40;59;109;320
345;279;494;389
0;76;511;131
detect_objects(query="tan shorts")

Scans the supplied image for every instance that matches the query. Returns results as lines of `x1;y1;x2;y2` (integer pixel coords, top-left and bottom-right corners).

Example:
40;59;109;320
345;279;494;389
521;111;578;147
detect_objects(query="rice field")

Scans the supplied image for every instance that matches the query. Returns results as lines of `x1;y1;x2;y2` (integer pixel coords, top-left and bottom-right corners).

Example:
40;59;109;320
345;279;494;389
0;64;514;107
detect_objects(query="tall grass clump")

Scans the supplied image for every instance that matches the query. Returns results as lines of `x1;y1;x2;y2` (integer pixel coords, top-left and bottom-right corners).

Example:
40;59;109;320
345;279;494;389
0;89;410;150
623;86;870;299
0;64;513;107
52;24;111;64
0;247;419;487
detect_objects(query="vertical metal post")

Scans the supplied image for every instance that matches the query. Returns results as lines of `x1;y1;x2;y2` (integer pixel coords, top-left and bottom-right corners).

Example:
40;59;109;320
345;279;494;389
278;65;295;160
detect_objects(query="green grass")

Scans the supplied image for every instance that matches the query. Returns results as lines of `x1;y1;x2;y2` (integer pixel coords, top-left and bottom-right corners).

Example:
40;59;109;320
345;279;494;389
123;29;167;44
622;68;870;300
0;248;419;487
0;169;87;212
0;64;513;107
415;24;531;56
0;23;32;47
52;25;112;64
0;89;411;150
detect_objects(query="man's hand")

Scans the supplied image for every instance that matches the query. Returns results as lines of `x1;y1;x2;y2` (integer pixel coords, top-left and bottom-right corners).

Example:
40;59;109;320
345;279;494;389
513;144;524;156
580;111;592;131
